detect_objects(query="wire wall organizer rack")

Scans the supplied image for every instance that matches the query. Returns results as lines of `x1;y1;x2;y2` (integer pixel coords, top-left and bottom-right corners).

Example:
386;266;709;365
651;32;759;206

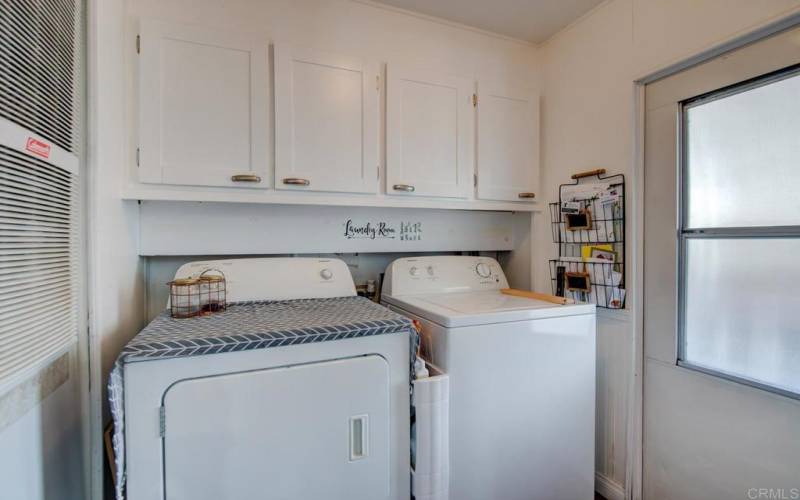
549;168;626;309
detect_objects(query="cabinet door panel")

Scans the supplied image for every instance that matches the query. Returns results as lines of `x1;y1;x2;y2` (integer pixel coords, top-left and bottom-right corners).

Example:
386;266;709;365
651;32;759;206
275;45;378;194
387;67;473;198
138;20;268;188
476;82;539;202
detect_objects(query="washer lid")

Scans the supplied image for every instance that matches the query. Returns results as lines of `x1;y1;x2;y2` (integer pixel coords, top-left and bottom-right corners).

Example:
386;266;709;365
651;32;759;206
384;290;595;327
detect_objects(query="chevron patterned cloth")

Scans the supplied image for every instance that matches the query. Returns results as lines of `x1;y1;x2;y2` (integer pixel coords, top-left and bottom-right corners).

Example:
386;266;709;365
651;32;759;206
108;296;415;500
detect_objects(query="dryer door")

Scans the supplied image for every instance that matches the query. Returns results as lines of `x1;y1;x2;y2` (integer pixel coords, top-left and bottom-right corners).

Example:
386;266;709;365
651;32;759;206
162;355;390;500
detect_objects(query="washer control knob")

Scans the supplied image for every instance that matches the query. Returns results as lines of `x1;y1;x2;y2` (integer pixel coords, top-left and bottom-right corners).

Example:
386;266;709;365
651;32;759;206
475;262;491;278
427;266;435;276
320;268;333;280
409;266;421;277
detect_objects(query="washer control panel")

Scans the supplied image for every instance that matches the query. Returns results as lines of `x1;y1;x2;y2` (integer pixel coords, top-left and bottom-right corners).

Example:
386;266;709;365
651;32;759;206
385;256;509;296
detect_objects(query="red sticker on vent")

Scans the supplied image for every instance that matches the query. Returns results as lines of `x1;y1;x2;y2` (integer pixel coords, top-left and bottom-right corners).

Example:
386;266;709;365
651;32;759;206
25;137;51;159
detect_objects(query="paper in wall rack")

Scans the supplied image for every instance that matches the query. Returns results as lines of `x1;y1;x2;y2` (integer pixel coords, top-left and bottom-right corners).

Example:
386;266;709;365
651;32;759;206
549;169;625;309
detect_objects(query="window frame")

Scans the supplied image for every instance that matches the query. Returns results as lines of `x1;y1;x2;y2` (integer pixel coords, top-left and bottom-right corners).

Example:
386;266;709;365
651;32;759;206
677;64;800;401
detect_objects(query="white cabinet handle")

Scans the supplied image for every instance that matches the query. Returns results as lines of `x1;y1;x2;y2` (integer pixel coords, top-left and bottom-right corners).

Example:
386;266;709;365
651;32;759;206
231;174;262;183
518;192;536;199
392;184;415;192
282;178;311;186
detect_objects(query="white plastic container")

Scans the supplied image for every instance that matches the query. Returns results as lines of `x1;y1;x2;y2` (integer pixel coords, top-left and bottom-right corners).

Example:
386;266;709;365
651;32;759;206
412;359;450;500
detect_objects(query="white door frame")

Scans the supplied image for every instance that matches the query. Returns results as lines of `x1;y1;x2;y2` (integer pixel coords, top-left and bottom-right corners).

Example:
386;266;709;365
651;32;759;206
627;11;800;500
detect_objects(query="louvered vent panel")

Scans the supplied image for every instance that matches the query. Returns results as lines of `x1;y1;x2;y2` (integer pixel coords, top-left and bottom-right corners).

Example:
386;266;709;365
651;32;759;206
0;0;81;153
0;143;78;383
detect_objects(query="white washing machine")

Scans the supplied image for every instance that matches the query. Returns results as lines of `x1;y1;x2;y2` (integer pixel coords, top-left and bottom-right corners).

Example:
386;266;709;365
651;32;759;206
113;258;411;500
382;256;596;500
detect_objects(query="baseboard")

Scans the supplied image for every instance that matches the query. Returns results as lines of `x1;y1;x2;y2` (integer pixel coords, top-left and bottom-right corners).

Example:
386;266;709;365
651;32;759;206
596;472;625;500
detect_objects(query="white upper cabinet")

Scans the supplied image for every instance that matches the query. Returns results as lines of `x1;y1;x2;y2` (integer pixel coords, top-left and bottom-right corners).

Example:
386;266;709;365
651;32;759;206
138;20;269;188
130;22;539;211
274;45;379;194
476;81;539;202
386;66;474;199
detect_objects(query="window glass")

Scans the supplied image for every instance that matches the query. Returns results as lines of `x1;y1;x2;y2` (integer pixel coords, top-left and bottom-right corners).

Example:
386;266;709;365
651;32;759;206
683;238;800;395
685;72;800;229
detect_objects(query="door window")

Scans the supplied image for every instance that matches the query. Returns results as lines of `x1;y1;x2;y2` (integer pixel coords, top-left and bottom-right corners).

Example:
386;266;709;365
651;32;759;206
679;67;800;398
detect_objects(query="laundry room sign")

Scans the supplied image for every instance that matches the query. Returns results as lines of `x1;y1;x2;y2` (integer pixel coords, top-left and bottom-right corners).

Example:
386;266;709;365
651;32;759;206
343;219;422;241
139;203;514;255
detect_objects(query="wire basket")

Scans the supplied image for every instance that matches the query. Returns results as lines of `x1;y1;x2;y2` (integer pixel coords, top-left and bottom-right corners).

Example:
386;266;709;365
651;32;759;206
198;269;227;314
549;196;624;254
549;259;625;309
550;171;626;309
167;278;202;318
167;269;227;318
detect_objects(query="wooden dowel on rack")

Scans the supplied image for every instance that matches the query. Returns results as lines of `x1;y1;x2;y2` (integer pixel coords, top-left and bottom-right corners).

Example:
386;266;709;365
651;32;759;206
500;288;575;305
571;168;606;180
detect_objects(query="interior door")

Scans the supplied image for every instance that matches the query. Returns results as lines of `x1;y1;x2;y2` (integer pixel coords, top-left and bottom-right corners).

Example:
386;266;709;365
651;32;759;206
138;20;269;188
386;66;473;198
642;26;800;500
476;81;539;202
163;355;390;500
274;44;379;194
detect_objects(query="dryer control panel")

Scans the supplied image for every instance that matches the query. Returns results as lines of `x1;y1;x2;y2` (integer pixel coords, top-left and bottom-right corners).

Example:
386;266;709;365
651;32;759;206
382;256;509;296
173;257;356;302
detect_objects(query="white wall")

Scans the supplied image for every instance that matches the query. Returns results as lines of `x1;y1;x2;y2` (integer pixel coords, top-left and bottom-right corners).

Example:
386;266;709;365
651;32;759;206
91;0;541;496
88;0;147;497
536;0;800;496
137;203;518;255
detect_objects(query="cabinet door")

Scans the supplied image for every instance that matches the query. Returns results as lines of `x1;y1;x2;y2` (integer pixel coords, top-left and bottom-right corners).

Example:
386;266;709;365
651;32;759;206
138;21;269;188
476;81;539;202
274;45;378;194
386;67;474;198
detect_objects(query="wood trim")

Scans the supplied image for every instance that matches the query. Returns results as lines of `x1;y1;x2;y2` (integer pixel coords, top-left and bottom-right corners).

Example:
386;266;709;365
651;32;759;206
571;168;606;179
596;472;626;500
628;81;645;500
500;288;575;305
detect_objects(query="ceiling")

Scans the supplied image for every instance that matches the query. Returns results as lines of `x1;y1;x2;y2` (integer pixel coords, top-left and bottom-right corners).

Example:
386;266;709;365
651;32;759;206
369;0;605;43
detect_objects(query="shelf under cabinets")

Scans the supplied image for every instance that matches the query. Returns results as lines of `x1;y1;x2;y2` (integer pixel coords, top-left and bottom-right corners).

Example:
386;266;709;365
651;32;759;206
121;185;541;212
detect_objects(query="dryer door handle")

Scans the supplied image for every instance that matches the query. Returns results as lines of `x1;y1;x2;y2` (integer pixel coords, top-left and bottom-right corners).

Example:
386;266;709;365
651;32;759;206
349;415;369;461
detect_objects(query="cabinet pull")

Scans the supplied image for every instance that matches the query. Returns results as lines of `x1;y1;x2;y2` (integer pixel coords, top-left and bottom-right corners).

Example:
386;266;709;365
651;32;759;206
518;192;536;199
282;178;311;186
392;184;415;192
231;174;262;183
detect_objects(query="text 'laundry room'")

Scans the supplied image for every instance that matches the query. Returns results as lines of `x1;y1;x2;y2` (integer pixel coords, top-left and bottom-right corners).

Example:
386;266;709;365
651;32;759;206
2;1;800;500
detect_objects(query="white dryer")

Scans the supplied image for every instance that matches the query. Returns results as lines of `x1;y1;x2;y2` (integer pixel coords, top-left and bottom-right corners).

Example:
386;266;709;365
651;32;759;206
382;255;596;500
111;257;412;500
